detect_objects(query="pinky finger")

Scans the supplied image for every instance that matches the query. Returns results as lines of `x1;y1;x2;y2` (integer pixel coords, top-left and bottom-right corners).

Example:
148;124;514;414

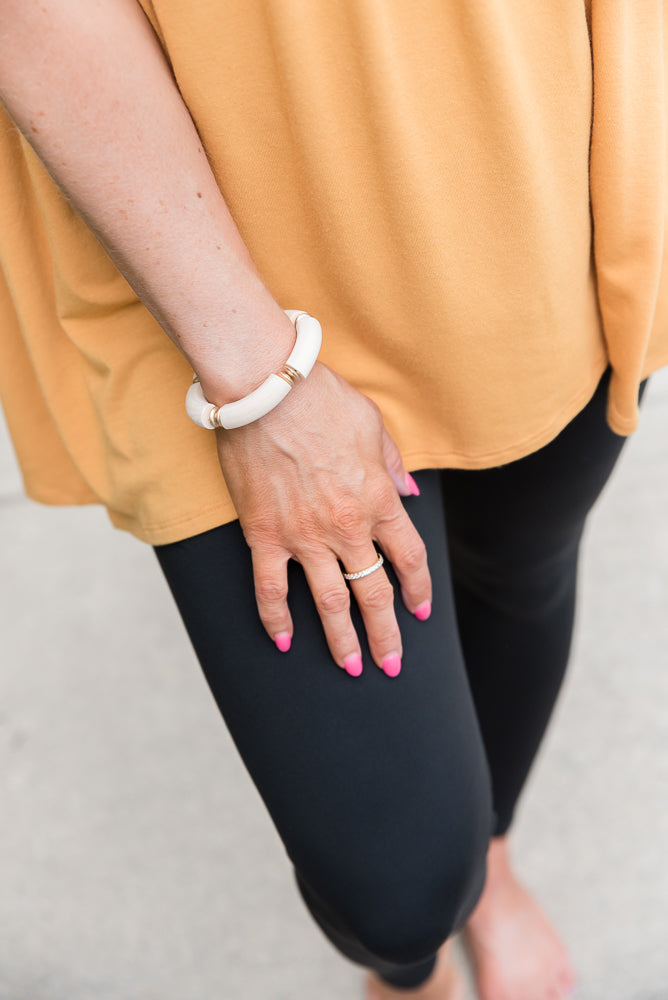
251;547;294;652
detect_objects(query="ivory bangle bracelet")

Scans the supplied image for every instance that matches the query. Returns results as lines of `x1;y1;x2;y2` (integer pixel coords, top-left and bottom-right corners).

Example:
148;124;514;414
185;309;322;430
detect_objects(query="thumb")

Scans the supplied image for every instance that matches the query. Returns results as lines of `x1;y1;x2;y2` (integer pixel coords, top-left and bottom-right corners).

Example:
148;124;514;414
381;426;420;497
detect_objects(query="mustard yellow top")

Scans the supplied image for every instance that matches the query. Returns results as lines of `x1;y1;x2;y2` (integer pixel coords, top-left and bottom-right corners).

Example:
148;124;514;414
1;0;667;545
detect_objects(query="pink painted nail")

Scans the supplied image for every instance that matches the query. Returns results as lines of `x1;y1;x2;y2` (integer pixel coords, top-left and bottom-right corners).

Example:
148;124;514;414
274;632;292;653
343;653;363;676
414;600;431;621
405;473;420;496
382;653;402;677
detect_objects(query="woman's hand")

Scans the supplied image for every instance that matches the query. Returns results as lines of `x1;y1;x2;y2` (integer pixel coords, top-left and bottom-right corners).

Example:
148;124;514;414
212;361;432;677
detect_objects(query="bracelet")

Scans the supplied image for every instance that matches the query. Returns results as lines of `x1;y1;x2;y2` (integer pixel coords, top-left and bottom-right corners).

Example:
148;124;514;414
185;309;322;430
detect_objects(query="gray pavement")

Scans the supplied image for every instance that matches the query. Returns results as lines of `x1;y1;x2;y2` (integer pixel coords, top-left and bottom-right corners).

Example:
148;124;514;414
1;372;667;1000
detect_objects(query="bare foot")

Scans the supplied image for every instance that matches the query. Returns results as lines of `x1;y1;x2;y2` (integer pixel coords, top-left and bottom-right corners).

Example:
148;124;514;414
365;940;465;1000
461;836;577;1000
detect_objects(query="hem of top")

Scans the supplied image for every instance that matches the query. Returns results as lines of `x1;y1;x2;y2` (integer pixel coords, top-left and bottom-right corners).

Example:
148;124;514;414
23;487;100;506
402;354;612;469
606;350;668;433
640;353;668;380
108;497;240;547
111;355;615;544
21;351;668;547
606;404;637;435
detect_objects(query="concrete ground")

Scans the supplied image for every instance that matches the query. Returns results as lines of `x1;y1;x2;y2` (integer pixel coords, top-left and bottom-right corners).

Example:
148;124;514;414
1;371;667;1000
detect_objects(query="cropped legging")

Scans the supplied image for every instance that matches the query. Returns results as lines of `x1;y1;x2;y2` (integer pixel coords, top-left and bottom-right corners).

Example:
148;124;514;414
154;367;647;990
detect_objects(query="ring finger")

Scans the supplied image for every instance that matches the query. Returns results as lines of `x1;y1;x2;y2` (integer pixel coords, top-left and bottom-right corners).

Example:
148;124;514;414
340;543;403;677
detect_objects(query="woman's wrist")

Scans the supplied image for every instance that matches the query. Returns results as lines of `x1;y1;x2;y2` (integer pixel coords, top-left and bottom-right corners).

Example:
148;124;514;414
213;360;332;437
193;304;298;407
187;310;322;430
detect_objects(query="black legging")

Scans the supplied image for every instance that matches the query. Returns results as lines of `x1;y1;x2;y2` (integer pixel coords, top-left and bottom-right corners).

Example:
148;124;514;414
154;367;646;990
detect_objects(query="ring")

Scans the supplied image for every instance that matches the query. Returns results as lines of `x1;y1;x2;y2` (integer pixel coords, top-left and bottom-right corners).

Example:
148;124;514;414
342;551;384;581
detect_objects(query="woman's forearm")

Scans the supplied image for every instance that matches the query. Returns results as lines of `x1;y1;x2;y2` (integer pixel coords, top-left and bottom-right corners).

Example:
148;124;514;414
0;0;295;402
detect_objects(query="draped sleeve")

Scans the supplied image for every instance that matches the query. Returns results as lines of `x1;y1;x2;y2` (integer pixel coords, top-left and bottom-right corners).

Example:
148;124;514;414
589;0;666;433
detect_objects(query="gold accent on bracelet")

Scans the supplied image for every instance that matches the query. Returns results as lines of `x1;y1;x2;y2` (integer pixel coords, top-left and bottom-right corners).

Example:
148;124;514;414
192;357;303;421
193;361;304;397
276;364;304;387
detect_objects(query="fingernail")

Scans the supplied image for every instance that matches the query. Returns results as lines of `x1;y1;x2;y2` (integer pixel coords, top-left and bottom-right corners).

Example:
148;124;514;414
405;473;420;496
343;653;363;676
275;632;292;653
382;652;402;677
414;600;431;621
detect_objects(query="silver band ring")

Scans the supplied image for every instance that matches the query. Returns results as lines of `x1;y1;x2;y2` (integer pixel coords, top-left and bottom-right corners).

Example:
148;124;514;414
342;551;384;581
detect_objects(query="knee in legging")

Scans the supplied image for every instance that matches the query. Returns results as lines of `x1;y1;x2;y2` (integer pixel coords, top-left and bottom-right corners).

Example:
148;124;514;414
302;776;492;967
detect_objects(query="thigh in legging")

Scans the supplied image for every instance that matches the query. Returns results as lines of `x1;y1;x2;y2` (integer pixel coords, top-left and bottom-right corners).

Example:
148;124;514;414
439;367;648;834
154;471;493;971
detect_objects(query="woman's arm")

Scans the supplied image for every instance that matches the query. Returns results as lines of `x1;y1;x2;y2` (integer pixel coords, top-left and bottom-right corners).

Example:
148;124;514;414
0;0;295;400
0;0;432;675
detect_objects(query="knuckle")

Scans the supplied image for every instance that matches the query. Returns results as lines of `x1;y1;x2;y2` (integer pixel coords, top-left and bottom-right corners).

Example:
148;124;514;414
243;515;278;549
370;482;400;520
289;515;328;554
279;528;321;563
292;537;326;563
328;498;366;539
397;537;428;571
315;584;351;616
255;578;289;606
360;576;394;609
